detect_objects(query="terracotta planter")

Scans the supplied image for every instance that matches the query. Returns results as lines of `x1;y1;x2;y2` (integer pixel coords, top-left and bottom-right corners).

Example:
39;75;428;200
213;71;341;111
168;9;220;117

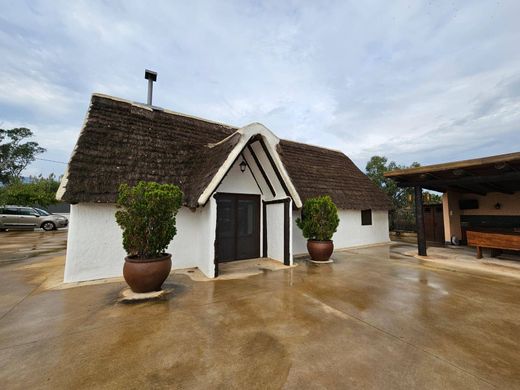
307;240;334;261
123;253;172;293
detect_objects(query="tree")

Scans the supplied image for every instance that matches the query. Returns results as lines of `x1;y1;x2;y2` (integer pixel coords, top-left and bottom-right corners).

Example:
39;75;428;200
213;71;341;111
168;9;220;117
0;174;61;207
366;156;443;232
423;192;442;204
0;128;46;184
365;156;420;210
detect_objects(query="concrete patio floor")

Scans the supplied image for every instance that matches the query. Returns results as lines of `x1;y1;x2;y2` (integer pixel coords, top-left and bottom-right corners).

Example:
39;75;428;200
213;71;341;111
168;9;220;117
0;231;519;389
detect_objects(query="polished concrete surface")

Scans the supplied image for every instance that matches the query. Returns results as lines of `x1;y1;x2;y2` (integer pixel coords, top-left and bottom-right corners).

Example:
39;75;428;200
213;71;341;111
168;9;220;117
0;230;519;389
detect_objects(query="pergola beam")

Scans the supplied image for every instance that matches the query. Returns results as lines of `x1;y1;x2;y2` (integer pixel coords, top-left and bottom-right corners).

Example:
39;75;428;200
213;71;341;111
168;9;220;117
449;184;487;196
480;182;515;195
384;152;520;179
396;171;520;189
451;168;515;194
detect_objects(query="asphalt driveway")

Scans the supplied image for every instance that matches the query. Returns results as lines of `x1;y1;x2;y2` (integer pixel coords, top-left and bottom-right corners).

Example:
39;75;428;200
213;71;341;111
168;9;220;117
0;230;519;389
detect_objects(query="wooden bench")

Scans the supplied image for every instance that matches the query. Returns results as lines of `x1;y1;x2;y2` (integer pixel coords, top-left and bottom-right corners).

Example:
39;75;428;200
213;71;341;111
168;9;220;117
466;229;520;259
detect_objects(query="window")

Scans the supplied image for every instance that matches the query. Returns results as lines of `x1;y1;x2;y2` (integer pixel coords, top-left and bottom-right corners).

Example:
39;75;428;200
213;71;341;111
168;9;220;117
361;209;372;226
34;208;50;216
1;208;20;215
19;208;35;216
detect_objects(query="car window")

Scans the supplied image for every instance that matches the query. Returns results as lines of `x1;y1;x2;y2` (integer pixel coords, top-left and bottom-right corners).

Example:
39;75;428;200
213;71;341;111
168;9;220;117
19;208;35;216
34;208;50;216
2;208;20;215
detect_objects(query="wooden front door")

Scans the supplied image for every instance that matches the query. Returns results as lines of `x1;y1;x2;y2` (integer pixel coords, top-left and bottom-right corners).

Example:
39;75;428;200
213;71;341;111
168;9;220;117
215;193;260;263
423;204;445;244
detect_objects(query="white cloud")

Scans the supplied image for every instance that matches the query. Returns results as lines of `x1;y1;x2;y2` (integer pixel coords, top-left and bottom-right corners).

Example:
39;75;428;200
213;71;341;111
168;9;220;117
0;0;519;177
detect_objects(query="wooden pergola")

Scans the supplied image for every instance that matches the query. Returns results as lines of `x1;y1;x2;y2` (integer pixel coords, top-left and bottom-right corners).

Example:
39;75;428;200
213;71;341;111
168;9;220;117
384;152;520;256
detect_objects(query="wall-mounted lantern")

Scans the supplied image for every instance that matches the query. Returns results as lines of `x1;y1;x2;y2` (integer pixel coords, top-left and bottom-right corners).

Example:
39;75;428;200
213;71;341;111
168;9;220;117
494;202;501;210
239;160;247;173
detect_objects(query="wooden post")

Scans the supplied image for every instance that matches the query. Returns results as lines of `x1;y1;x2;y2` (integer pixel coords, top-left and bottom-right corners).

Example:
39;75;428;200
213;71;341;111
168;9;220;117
415;186;427;256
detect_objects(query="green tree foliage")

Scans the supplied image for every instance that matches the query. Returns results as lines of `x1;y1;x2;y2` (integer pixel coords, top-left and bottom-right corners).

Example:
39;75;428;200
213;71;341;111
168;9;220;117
0;174;60;207
296;195;339;241
0;128;46;184
423;192;442;204
365;156;421;210
115;181;183;259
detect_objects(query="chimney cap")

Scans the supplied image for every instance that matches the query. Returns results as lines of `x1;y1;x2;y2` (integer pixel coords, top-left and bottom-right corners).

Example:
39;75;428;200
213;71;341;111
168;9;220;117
144;69;157;82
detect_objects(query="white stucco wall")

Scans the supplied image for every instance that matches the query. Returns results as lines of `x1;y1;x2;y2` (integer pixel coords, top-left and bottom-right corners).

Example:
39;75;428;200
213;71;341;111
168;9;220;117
216;155;262;196
64;203;214;282
442;190;520;241
266;203;285;262
195;197;216;278
292;209;390;255
64;153;293;283
242;147;273;201
249;142;286;198
64;203;125;282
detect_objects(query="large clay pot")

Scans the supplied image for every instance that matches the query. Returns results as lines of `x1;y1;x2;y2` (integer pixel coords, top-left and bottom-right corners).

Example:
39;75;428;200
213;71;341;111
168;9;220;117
123;253;172;293
307;240;334;262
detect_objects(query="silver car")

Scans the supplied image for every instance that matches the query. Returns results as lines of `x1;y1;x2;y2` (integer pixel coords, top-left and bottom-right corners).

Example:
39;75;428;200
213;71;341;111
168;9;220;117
0;206;68;231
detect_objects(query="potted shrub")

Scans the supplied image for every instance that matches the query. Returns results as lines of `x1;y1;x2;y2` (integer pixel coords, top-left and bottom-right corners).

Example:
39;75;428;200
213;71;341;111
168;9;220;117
296;195;339;262
115;181;183;293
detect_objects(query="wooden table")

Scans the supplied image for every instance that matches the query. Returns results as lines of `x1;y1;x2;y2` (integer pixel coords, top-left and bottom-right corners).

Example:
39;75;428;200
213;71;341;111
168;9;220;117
466;229;520;259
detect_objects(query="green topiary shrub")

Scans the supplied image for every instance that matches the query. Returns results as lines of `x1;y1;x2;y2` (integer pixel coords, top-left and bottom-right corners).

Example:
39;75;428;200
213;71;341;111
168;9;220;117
296;195;339;241
115;181;183;260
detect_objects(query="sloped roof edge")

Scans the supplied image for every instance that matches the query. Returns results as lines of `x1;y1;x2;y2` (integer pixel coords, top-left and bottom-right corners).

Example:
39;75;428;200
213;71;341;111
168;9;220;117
197;123;303;208
56;98;94;202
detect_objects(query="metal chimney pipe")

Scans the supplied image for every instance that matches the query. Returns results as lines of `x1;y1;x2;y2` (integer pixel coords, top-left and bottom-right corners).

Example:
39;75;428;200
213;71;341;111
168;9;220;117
144;69;157;106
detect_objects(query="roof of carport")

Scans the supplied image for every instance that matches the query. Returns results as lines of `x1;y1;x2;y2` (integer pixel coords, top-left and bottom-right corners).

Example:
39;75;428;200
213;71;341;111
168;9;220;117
384;152;520;195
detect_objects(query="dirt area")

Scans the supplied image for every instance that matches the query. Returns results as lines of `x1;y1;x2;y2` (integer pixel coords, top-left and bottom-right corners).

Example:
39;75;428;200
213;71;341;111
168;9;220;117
1;230;519;389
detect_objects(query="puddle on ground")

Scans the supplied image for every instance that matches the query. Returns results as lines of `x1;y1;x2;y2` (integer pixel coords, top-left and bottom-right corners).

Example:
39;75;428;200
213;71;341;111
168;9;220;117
0;230;67;264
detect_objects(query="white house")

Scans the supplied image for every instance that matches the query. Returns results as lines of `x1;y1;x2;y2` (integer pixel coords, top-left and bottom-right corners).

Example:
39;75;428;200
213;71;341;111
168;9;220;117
57;93;391;282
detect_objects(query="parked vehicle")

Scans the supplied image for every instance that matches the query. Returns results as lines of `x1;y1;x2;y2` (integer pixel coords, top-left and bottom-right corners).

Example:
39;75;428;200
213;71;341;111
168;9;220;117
0;206;68;231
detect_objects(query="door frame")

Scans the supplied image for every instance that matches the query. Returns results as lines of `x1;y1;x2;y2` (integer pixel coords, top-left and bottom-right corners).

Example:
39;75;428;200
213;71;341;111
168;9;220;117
214;192;261;275
263;198;291;266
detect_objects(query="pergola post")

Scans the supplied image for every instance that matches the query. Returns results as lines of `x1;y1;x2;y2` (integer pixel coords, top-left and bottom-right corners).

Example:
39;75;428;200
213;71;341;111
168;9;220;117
414;185;427;256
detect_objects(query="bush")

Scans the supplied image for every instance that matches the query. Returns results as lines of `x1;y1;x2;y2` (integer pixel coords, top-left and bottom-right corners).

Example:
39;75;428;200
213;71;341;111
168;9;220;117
0;174;60;207
115;181;183;260
296;195;339;241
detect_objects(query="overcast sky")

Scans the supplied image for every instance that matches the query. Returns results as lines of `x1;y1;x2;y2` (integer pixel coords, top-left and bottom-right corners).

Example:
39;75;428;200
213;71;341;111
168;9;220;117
1;0;519;177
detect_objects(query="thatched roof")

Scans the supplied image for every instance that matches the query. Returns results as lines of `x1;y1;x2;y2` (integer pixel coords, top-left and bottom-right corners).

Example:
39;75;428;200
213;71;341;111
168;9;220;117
58;94;390;210
278;140;391;210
